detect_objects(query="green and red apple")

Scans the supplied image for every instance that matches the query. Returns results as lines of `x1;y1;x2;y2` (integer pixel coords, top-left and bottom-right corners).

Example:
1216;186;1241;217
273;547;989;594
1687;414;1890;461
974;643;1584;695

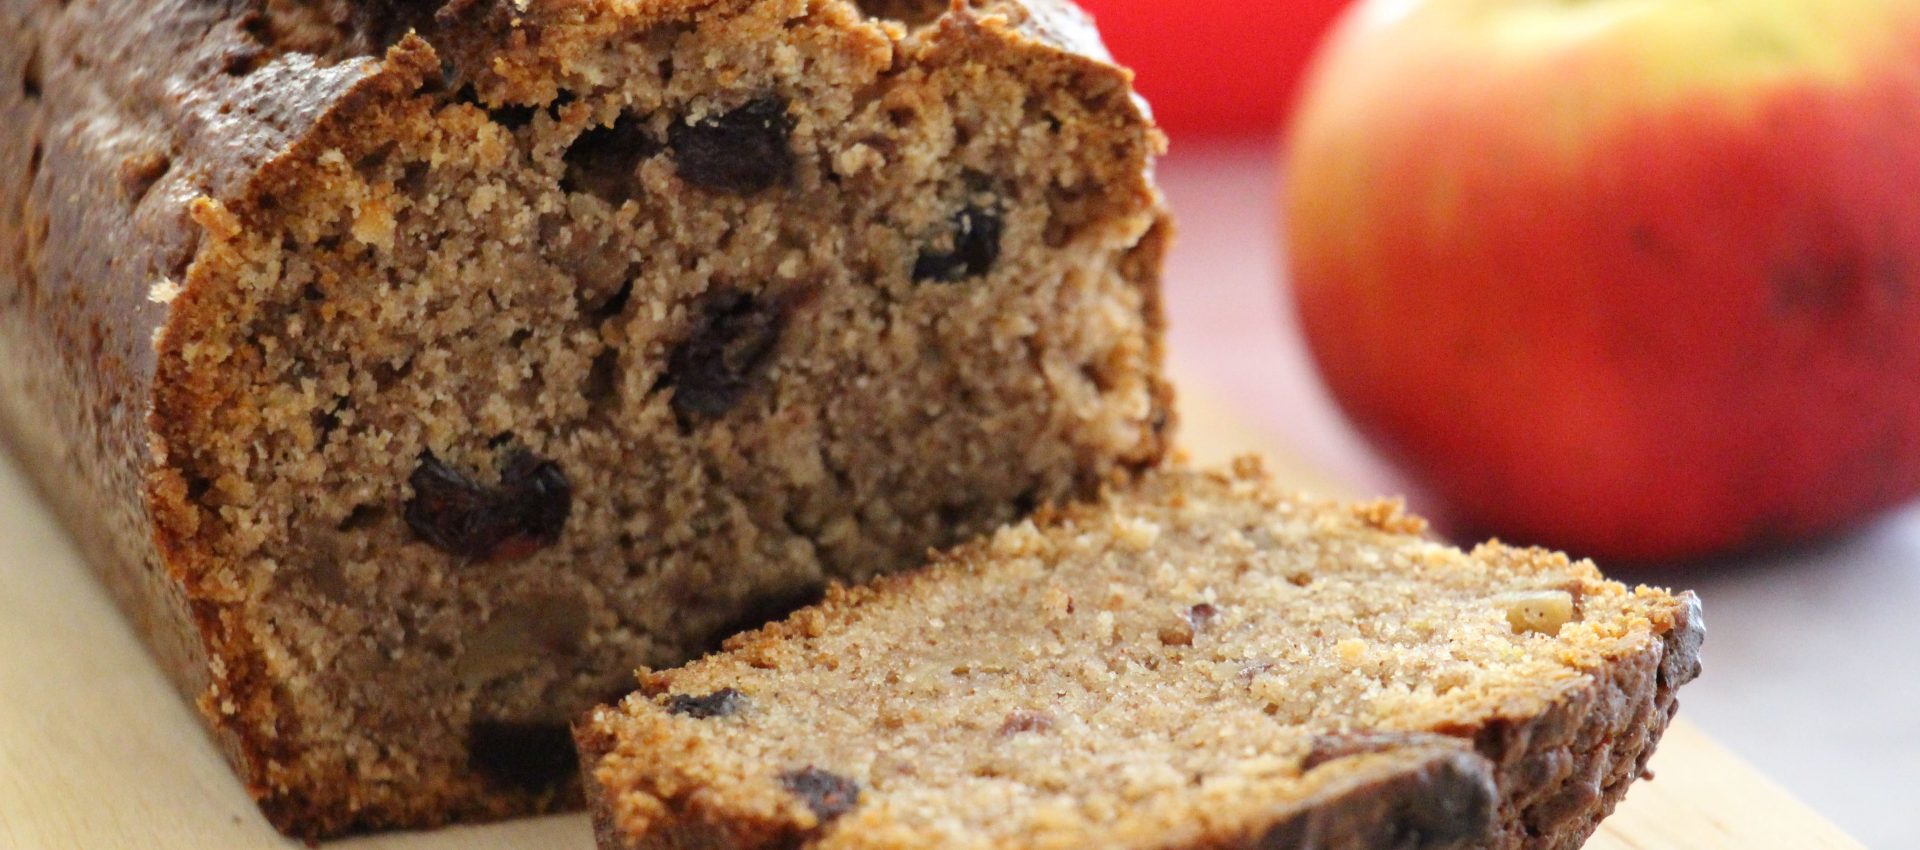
1284;0;1920;561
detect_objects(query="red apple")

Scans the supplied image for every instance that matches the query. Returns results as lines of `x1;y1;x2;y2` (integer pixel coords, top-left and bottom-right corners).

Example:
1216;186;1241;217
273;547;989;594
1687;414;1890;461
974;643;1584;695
1078;0;1351;138
1283;0;1920;561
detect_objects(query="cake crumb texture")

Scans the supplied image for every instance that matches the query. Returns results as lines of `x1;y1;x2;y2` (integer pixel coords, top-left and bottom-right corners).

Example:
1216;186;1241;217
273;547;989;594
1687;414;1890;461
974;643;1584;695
0;0;1169;836
582;460;1704;850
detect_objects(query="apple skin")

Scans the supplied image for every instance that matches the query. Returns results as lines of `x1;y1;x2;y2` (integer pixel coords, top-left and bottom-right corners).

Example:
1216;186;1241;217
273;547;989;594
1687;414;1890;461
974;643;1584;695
1077;0;1351;138
1284;0;1920;562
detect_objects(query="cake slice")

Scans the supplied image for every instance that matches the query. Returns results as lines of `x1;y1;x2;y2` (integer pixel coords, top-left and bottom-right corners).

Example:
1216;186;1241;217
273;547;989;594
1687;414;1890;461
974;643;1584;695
2;0;1167;836
577;459;1704;850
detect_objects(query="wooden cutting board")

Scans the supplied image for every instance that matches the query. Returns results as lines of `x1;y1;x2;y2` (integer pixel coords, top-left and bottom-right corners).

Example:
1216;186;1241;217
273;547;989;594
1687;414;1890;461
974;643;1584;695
0;371;1863;850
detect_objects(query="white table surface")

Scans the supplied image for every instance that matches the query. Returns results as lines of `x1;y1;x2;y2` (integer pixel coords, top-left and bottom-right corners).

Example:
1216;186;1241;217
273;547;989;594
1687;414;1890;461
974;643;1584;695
1158;139;1918;849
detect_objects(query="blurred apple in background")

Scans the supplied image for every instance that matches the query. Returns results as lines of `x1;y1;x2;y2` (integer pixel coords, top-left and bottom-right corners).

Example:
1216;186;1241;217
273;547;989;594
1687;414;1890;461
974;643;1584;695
1283;0;1920;562
1079;0;1351;138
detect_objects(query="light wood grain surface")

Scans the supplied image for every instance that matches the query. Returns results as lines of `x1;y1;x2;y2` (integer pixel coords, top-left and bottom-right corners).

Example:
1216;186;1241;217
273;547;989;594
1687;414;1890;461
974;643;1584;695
0;375;1861;849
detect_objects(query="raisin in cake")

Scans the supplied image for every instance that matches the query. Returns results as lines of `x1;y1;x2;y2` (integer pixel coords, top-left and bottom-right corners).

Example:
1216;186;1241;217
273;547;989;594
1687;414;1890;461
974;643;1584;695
578;460;1705;850
0;0;1170;837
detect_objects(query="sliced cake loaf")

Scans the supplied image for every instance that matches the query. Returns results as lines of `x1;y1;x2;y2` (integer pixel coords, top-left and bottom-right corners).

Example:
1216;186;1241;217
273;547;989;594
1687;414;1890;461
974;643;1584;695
578;459;1704;850
1;0;1168;836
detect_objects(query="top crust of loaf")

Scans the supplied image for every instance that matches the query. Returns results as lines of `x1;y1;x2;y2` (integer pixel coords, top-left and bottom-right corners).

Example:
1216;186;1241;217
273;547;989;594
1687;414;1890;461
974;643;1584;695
578;458;1704;850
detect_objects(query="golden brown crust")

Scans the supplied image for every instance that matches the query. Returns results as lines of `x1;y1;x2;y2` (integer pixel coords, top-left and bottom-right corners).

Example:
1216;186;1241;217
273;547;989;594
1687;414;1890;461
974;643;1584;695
1460;592;1703;850
2;0;413;833
579;461;1703;850
153;45;452;838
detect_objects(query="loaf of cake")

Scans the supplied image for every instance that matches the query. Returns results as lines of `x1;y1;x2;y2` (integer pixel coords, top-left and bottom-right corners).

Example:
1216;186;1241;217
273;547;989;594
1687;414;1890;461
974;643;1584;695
578;460;1705;850
0;0;1170;837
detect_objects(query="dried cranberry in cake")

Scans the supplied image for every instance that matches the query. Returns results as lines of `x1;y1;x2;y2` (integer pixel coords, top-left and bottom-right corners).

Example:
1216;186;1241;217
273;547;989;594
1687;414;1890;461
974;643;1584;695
1186;602;1218;631
665;688;749;719
668;97;794;194
779;767;861;821
913;205;1002;282
663;288;787;422
998;710;1054;735
564;113;661;204
403;450;573;561
467;721;578;793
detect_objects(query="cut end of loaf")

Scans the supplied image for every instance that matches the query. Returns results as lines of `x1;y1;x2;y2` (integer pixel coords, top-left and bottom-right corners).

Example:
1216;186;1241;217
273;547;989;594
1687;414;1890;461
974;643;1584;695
140;0;1170;836
580;460;1704;850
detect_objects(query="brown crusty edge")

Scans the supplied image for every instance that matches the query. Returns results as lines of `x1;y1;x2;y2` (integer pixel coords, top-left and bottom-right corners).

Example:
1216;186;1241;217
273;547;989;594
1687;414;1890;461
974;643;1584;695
575;564;1703;850
574;717;1502;850
1468;592;1705;850
1230;591;1703;850
4;1;439;835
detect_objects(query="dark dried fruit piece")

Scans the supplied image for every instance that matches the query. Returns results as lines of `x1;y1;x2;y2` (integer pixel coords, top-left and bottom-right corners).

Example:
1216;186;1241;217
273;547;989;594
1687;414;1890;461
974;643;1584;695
564;113;661;204
779;767;861;822
913;205;1002;282
404;450;572;561
467;721;578;792
665;688;749;719
998;710;1054;736
664;289;787;422
1186;602;1219;632
668;97;794;194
